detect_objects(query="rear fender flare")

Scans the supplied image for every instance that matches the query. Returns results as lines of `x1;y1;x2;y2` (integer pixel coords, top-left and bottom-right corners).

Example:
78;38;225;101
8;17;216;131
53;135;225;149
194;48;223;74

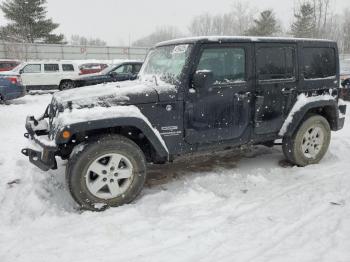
280;99;339;137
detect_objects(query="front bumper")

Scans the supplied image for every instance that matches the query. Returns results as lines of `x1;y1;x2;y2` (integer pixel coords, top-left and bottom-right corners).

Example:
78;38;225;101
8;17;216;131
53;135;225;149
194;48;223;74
21;116;57;171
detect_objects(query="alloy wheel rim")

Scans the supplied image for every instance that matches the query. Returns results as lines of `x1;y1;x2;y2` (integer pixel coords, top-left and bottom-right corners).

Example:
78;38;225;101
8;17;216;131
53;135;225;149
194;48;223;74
85;153;134;199
301;125;325;159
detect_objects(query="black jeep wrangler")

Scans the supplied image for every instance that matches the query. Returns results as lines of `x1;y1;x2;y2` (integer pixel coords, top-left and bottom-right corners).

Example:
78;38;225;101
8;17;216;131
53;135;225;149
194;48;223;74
22;36;346;211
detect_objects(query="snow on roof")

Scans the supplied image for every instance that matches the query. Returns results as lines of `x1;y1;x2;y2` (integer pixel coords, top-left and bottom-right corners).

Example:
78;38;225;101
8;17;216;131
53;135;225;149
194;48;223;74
157;36;335;46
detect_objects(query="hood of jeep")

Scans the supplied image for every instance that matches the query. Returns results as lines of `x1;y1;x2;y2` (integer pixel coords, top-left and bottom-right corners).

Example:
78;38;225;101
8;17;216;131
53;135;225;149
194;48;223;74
53;80;177;109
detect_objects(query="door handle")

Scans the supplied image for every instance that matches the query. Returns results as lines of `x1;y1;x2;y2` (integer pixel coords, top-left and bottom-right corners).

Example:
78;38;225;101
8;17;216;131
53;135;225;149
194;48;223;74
281;87;296;95
234;92;251;100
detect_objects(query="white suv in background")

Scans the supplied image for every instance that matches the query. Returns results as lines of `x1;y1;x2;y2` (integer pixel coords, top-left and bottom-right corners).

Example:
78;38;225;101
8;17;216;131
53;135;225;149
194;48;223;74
14;61;80;90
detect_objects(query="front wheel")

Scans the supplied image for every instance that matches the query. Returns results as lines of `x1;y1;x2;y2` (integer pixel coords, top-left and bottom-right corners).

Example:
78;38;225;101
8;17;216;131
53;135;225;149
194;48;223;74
66;135;147;211
282;115;331;166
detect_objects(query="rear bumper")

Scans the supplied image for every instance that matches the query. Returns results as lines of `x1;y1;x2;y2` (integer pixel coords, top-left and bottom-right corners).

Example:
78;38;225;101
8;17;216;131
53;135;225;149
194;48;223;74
337;104;347;130
21;116;57;171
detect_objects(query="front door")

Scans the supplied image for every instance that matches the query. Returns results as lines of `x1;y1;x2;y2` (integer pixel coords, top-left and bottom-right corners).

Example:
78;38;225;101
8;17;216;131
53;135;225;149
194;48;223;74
254;43;298;135
185;43;253;145
20;63;43;87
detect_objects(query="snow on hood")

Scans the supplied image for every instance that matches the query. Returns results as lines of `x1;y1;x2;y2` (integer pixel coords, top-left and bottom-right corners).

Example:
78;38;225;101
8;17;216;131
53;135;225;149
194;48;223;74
53;79;176;108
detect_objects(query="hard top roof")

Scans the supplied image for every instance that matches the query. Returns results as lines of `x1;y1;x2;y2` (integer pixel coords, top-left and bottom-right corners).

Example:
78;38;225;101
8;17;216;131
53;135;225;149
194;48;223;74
156;36;336;47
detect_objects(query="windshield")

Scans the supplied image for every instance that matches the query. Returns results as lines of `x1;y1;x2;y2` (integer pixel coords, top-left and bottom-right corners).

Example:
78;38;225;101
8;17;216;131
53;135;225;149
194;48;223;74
139;44;193;84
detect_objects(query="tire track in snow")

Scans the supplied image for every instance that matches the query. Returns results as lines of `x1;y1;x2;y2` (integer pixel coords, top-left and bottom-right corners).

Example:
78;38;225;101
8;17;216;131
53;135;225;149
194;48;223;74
115;170;342;262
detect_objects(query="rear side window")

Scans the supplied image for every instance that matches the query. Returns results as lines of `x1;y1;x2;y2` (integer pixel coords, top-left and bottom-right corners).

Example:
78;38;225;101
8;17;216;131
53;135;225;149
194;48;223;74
23;64;41;73
62;64;75;72
257;47;296;80
44;64;59;72
303;47;336;79
197;47;246;83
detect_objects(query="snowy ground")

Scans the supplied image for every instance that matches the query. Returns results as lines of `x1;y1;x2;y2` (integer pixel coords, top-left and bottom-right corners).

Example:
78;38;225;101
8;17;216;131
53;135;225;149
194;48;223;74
0;94;350;262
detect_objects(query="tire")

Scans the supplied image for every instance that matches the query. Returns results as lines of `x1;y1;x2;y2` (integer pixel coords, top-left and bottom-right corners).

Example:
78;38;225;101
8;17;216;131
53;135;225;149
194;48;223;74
282;115;331;166
66;135;147;211
59;80;75;90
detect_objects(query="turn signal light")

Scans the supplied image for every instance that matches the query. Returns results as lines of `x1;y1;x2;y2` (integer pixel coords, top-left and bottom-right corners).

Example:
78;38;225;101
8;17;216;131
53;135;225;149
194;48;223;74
62;130;71;139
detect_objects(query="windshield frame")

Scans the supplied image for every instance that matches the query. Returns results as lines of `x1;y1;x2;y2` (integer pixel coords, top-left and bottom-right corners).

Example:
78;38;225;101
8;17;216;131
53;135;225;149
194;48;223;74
139;43;194;85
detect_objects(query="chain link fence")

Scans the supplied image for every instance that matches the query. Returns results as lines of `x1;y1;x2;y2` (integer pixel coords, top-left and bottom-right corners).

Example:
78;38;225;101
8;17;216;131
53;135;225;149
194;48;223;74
0;41;149;61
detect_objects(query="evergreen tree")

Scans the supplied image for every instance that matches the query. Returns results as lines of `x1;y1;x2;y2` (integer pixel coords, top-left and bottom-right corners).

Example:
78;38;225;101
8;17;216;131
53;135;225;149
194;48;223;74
291;2;316;38
245;10;280;36
0;0;64;43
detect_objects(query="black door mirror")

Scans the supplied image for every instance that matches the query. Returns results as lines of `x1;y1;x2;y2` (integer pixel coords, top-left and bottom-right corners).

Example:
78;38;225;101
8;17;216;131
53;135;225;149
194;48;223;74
19;69;24;74
192;70;214;89
109;72;117;77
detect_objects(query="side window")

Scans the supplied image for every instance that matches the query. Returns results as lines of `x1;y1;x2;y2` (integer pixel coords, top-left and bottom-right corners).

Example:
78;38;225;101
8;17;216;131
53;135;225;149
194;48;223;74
133;64;142;74
197;47;246;83
113;64;133;74
303;47;336;79
44;64;59;72
23;64;41;73
257;47;296;80
62;64;75;72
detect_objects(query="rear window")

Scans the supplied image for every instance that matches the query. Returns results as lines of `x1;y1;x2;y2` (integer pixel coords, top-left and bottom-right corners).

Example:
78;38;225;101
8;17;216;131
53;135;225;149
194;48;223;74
62;64;75;72
303;47;336;79
257;47;296;80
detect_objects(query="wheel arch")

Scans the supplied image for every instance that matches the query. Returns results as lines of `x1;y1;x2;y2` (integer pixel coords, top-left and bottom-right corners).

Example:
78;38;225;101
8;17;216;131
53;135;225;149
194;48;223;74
56;117;169;162
282;100;340;137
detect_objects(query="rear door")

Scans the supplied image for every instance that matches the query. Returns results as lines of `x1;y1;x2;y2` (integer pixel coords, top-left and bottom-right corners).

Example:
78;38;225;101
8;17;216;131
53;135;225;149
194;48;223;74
43;63;60;86
185;43;253;144
254;43;298;135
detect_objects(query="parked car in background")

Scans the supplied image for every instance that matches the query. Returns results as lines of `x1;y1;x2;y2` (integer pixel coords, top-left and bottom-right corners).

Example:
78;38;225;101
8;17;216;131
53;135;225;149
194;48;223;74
74;61;143;88
340;59;350;100
0;73;26;102
0;60;20;72
7;61;80;90
79;63;108;75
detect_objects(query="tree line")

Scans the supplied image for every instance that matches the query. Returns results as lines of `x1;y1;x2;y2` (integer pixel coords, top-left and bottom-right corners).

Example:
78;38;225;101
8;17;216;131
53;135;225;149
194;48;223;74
133;0;350;54
0;0;349;53
0;0;106;46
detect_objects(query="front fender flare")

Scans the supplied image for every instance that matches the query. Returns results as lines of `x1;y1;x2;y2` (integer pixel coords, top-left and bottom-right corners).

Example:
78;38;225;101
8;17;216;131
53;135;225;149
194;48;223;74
56;117;169;159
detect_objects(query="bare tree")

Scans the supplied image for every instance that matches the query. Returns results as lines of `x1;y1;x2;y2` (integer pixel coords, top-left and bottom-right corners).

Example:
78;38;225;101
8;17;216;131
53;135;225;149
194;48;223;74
312;0;333;38
188;1;255;36
132;26;183;47
70;35;106;46
342;9;350;53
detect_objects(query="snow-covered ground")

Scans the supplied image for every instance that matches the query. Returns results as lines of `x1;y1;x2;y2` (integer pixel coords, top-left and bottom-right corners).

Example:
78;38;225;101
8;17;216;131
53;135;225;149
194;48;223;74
0;94;350;262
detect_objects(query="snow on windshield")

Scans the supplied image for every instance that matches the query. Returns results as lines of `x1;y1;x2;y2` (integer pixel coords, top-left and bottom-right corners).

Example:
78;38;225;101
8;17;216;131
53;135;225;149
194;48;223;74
139;44;192;85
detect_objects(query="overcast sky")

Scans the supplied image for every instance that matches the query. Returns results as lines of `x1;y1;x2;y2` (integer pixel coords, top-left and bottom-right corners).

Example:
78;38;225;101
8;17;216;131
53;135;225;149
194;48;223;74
0;0;349;45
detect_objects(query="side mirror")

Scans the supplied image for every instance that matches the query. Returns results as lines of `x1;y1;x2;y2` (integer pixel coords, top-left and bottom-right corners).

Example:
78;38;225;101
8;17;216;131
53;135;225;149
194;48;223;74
341;78;350;88
109;72;118;77
192;70;214;89
19;69;24;74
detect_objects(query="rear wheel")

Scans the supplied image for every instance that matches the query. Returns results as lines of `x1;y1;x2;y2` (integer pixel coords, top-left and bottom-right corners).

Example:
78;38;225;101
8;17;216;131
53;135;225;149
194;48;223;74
66;135;147;211
59;80;75;90
282;115;331;166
